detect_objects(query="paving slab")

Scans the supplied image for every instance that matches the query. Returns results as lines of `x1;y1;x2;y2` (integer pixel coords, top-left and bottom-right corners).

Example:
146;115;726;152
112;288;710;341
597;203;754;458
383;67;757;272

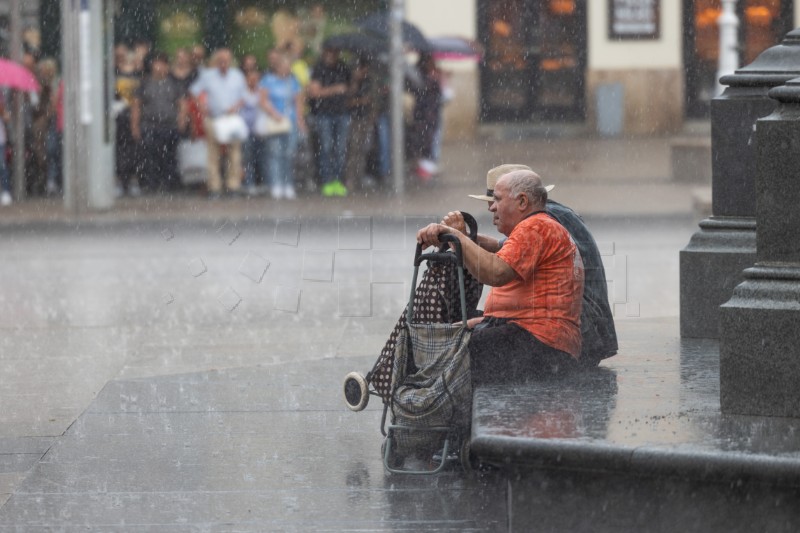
0;357;507;531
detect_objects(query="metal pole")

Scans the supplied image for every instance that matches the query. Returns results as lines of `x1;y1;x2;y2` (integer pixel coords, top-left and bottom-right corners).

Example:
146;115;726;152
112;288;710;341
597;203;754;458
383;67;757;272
9;0;26;202
62;0;83;214
716;0;739;96
389;0;405;195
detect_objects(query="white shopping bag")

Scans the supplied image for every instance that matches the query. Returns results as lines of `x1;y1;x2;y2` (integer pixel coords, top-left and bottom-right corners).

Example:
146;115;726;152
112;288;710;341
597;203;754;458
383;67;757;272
178;139;208;185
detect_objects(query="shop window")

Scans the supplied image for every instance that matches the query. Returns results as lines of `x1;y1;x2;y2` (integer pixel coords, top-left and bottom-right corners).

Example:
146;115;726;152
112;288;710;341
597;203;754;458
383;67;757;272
685;0;793;117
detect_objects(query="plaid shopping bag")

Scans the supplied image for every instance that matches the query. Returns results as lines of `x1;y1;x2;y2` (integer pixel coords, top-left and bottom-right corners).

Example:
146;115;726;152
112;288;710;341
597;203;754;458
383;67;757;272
367;260;482;403
390;321;472;456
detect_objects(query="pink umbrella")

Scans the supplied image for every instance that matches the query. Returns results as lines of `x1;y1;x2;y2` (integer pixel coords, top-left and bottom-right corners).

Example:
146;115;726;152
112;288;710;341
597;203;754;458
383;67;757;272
0;58;40;92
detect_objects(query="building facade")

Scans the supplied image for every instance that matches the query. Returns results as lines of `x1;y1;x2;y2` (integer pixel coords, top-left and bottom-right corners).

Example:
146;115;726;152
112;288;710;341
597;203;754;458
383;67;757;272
10;1;800;137
409;0;799;136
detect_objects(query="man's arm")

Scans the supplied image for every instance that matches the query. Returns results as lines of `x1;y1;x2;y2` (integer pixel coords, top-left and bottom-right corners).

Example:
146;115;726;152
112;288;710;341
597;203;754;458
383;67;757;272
441;211;501;253
307;79;347;99
417;223;519;287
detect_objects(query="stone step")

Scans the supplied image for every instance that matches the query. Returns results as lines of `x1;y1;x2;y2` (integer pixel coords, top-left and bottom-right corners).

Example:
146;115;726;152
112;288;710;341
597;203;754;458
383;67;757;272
470;318;800;531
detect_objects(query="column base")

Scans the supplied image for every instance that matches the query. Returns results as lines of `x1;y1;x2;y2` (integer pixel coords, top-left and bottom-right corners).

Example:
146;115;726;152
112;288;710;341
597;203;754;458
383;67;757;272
680;217;756;338
720;264;800;417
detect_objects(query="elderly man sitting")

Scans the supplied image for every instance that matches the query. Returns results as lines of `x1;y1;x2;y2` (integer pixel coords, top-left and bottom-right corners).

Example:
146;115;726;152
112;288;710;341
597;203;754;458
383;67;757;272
459;163;618;366
417;169;585;383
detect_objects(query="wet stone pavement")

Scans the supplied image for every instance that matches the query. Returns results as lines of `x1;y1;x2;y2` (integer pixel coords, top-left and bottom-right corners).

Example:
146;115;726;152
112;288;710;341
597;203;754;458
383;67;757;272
1;358;507;531
6;212;785;531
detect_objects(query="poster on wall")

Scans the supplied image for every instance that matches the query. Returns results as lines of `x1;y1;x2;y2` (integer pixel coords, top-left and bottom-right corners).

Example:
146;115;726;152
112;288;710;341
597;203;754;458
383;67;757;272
609;0;660;40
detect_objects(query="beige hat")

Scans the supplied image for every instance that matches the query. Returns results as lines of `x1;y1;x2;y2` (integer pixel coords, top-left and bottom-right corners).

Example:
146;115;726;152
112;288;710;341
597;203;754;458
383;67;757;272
468;164;555;201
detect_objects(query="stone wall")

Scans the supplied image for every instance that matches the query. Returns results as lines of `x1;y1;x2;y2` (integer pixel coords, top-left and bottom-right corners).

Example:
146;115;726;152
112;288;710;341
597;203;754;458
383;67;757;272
440;66;479;142
586;68;684;135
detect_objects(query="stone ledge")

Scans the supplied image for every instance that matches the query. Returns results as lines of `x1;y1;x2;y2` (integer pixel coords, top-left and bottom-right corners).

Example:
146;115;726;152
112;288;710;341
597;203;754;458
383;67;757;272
470;320;800;490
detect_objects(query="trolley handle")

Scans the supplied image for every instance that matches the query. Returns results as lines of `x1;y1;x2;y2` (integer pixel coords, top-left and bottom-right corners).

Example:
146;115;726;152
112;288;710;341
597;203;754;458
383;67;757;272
414;235;463;268
413;211;477;268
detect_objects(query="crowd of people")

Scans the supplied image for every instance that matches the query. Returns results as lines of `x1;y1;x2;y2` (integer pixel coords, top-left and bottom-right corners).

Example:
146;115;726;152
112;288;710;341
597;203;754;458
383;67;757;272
0;45;64;207
111;39;449;201
0;34;449;208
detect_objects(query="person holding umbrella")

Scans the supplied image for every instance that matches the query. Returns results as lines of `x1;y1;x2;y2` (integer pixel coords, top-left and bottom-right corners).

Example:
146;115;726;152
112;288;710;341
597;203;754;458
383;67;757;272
0;57;41;206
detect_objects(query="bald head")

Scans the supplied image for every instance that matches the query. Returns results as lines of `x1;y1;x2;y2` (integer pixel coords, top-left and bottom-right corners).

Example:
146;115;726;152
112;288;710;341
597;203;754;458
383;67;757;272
498;170;548;211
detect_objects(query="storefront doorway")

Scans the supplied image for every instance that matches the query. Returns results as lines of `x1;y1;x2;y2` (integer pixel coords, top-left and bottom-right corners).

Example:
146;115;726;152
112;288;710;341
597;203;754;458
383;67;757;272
478;0;587;122
684;0;794;117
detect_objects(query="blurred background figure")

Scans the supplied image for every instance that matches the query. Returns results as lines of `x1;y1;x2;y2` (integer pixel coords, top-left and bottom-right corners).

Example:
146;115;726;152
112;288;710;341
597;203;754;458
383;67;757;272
286;40;311;88
240;53;259;75
408;52;442;183
307;45;350;197
190;45;207;78
170;47;195;94
299;3;327;60
131;50;187;194
190;48;247;197
28;57;57;196
46;78;64;198
241;68;268;196
131;39;151;76
0;90;11;206
343;56;379;193
114;43;142;197
260;51;305;200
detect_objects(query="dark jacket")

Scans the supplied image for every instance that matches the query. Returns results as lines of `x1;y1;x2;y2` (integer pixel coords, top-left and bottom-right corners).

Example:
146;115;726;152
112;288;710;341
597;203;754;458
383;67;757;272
546;200;618;365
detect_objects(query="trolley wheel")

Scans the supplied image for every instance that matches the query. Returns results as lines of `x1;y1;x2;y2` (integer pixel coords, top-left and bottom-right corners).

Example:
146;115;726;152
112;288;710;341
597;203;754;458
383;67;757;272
343;372;369;411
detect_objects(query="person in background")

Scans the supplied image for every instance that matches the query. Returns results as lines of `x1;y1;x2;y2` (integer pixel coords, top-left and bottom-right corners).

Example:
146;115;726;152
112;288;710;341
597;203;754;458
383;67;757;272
131;50;187;194
430;70;454;173
131;39;152;76
266;48;281;74
371;61;391;188
241;69;268;196
190;48;247;197
170;47;195;94
307;44;350;197
189;45;207;83
343;56;378;193
182;44;207;141
0;90;12;207
45;66;64;196
408;52;442;183
114;44;142;196
299;3;327;60
260;52;306;200
240;53;259;75
286;40;311;88
29;58;57;196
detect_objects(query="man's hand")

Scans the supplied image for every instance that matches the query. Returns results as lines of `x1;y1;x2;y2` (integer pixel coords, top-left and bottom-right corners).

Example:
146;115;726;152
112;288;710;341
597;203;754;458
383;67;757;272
441;211;466;234
467;316;484;329
416;222;457;249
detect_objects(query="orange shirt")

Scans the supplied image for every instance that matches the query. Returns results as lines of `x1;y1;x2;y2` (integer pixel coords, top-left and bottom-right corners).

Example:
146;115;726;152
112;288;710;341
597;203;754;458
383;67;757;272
484;213;584;358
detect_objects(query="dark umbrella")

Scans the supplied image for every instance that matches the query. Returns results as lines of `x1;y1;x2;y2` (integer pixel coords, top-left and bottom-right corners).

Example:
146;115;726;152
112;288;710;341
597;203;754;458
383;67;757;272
427;36;483;60
356;11;430;52
322;33;386;57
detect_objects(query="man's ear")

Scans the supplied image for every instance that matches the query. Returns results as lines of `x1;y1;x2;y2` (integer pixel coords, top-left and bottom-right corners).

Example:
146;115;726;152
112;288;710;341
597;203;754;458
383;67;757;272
517;193;529;210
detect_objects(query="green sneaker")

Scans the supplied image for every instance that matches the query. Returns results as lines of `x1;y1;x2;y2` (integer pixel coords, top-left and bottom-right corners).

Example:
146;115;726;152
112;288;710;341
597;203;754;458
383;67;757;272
334;180;348;197
321;181;337;197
